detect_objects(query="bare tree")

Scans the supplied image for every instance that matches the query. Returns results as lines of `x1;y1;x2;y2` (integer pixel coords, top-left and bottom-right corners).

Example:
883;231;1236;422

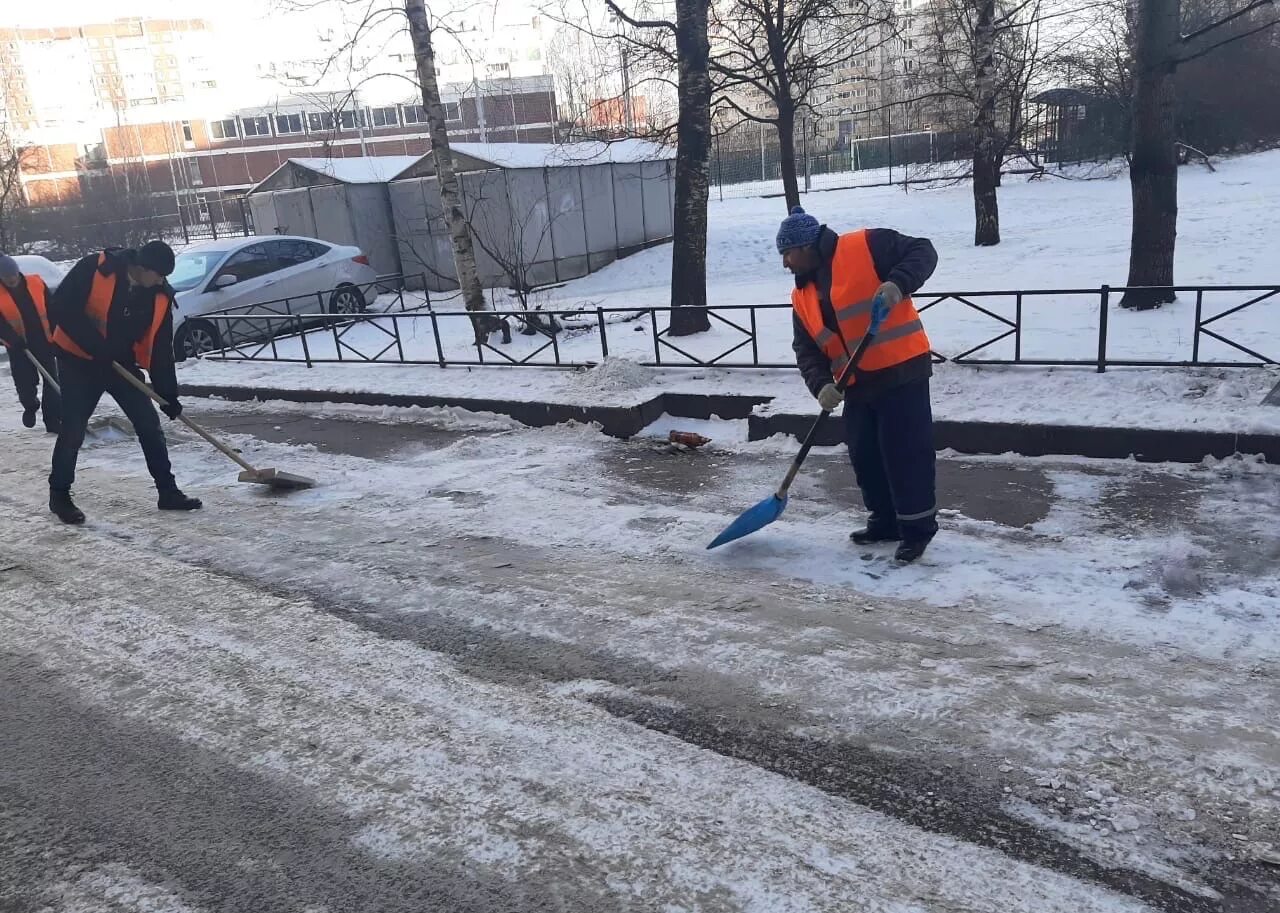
584;0;712;335
404;0;490;333
281;0;493;336
0;122;32;254
1122;0;1277;308
709;0;896;211
913;0;1052;246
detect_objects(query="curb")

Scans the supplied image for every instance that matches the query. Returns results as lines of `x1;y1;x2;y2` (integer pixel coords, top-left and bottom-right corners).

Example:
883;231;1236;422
181;383;1278;464
747;413;1280;463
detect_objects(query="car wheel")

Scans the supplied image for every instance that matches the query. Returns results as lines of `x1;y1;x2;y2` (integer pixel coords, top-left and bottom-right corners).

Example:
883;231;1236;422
328;284;366;315
174;320;221;360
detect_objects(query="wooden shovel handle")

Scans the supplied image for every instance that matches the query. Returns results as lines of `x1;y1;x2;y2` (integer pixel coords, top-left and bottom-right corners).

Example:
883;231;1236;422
24;349;62;395
111;362;260;475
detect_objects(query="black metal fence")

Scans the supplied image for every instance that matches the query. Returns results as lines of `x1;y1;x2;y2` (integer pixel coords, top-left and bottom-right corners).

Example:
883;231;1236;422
17;196;254;261
196;282;1278;373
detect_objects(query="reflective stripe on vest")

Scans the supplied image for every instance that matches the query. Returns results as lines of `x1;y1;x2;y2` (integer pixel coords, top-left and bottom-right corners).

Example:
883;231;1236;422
0;275;52;345
791;230;932;382
51;253;170;370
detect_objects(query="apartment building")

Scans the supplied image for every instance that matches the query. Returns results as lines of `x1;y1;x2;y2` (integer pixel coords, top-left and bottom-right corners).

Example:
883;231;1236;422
6;15;558;215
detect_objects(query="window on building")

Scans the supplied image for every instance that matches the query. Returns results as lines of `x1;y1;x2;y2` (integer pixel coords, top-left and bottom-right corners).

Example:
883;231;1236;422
275;113;304;135
181;120;194;142
371;106;398;127
337;109;366;130
210;118;237;139
444;101;460;122
186;158;203;186
308;111;335;132
241;115;272;136
402;104;427;125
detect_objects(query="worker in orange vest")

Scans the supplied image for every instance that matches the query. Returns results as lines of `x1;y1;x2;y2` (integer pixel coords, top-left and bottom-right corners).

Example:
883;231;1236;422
47;242;201;525
778;206;939;563
0;254;61;433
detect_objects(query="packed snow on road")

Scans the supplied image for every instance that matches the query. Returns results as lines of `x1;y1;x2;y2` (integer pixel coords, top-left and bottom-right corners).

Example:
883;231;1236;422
1;397;1277;912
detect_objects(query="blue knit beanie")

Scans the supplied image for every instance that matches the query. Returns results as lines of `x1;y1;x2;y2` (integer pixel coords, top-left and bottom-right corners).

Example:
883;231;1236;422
775;206;821;254
0;254;19;279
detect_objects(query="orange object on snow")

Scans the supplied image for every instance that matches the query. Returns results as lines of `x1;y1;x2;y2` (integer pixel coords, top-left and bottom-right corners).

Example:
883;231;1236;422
668;430;711;448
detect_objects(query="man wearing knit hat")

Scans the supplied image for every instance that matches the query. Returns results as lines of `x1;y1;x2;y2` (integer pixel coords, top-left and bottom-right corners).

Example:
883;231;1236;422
46;241;201;525
778;206;940;563
0;253;61;433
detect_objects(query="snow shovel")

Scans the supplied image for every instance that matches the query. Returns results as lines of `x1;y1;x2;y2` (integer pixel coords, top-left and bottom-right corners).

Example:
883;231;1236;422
22;349;133;439
111;363;316;491
707;326;878;550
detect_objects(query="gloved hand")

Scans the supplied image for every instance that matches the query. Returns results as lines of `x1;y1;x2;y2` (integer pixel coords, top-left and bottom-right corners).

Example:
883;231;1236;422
160;399;183;420
816;383;844;412
869;281;903;335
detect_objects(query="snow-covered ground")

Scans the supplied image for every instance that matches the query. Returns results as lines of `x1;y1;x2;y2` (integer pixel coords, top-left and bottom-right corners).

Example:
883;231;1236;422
180;150;1280;434
1;401;1277;910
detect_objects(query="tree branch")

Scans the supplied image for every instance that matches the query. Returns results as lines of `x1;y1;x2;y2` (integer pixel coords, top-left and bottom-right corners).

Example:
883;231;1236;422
602;0;678;34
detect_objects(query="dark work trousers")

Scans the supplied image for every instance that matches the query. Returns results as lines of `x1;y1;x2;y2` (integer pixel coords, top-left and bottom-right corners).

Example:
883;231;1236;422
8;345;61;430
49;356;175;492
843;377;938;542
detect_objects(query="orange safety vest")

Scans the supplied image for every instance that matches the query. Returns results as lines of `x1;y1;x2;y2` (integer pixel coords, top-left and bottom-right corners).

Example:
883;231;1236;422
791;230;931;382
52;253;171;370
0;274;53;346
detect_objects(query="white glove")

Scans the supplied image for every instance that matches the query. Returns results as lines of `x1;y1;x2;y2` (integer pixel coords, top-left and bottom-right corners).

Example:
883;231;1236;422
817;383;844;411
875;281;904;309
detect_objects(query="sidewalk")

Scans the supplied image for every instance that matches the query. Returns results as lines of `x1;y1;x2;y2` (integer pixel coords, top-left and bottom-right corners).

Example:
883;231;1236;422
179;359;1280;463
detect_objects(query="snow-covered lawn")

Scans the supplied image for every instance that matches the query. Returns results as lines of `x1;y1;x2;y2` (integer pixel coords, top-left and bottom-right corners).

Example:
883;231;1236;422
180;150;1280;434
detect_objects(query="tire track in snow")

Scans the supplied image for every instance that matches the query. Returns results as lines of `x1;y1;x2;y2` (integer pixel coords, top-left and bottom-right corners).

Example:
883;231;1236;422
0;489;1263;912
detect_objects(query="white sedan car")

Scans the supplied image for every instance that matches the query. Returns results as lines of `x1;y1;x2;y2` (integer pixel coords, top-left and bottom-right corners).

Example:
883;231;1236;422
13;255;68;291
168;235;378;358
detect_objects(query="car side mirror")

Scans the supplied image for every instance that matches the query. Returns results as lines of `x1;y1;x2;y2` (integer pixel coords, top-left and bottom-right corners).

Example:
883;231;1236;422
213;274;239;289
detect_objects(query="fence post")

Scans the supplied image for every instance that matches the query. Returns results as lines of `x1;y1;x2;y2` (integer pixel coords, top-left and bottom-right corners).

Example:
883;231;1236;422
749;306;759;365
716;133;724;202
760;123;766;182
803;120;811;193
1192;290;1203;364
887;103;894;185
428;309;447;368
296;314;313;368
1097;285;1110;373
1014;292;1022;362
597;307;609;359
651;309;662;365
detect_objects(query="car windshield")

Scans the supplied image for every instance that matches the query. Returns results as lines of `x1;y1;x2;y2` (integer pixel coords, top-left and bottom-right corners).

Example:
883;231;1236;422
170;249;232;292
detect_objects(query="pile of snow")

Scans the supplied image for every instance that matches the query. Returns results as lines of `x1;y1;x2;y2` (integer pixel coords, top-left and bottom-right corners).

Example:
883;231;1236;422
565;356;659;392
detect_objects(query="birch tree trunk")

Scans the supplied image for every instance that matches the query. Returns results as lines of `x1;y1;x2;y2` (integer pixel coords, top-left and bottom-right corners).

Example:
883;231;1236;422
405;0;489;329
971;0;1002;246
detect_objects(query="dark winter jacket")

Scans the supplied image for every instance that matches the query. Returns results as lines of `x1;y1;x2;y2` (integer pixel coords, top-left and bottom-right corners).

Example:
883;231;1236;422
0;275;54;358
792;226;938;402
51;249;179;402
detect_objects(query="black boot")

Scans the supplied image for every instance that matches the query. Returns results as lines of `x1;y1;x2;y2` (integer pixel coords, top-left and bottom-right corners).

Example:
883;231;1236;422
49;489;86;525
850;524;901;546
894;539;931;564
22;406;37;428
158;488;203;511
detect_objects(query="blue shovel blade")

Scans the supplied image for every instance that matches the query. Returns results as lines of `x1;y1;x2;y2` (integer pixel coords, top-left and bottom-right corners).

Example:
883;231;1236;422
707;494;789;549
